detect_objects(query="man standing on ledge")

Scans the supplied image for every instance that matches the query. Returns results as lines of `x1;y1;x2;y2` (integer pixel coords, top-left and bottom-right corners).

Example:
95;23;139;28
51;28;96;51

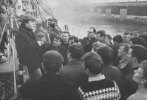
15;15;42;81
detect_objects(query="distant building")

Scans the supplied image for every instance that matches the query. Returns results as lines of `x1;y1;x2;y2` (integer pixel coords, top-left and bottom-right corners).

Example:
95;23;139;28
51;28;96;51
91;1;147;24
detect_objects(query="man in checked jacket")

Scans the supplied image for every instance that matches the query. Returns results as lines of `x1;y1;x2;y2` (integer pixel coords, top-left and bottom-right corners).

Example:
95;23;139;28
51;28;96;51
78;52;121;100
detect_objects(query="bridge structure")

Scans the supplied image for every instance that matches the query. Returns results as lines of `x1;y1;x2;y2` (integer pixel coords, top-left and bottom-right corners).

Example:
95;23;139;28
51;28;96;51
90;1;147;24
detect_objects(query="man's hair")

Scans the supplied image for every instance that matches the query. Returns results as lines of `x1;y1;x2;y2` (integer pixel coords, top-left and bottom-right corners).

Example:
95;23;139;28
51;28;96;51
140;60;147;88
130;32;138;38
49;23;55;29
113;35;123;43
130;37;147;47
68;44;84;60
40;43;53;55
123;32;129;35
68;36;78;43
131;45;147;63
139;35;147;43
90;27;96;33
85;59;102;75
43;50;64;73
96;30;106;37
97;46;114;65
82;52;103;75
106;34;112;40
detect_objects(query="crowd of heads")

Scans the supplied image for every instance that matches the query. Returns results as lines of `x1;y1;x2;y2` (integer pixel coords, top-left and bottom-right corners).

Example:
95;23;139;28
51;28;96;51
16;15;147;100
37;24;147;76
50;26;147;99
38;24;147;82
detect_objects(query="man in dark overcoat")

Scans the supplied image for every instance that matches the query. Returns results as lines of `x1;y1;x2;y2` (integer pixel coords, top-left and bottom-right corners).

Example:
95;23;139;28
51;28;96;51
15;15;42;81
19;50;79;100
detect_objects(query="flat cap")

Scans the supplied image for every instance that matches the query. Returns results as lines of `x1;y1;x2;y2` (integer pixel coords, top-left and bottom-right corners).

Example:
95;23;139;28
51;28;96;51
43;50;64;64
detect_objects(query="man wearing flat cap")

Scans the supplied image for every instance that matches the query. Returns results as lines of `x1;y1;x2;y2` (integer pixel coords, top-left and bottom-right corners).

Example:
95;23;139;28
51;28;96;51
19;50;79;100
15;15;42;81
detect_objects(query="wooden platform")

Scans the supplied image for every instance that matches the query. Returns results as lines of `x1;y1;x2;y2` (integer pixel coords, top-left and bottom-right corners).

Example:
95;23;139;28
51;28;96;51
0;56;18;73
0;39;19;73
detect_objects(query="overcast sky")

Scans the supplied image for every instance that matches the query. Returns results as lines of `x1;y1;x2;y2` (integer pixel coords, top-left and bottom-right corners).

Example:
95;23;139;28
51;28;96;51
42;0;147;17
43;0;147;8
41;0;147;37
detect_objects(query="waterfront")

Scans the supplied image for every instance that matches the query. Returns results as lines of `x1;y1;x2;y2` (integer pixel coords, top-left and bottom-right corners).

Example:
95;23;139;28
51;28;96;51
57;13;147;38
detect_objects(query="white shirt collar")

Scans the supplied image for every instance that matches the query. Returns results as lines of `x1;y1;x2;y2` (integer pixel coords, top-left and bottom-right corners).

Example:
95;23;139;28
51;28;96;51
88;74;105;82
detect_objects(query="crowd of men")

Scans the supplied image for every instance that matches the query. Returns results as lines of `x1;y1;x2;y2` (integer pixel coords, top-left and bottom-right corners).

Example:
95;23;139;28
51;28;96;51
1;13;147;100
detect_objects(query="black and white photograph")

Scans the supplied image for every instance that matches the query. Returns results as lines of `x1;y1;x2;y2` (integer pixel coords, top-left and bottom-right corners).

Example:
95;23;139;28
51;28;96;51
0;0;147;100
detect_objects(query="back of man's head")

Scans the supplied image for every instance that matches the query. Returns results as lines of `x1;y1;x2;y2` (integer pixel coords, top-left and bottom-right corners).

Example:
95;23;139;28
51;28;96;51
68;44;84;60
82;52;103;75
68;36;78;43
106;34;112;40
131;45;147;63
50;23;55;29
113;35;123;44
139;33;147;43
97;46;114;65
43;50;64;73
130;37;147;47
96;30;106;37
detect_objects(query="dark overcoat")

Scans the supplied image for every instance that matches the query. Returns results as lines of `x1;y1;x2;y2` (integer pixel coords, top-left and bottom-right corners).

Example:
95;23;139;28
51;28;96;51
19;73;80;100
82;37;97;53
15;26;42;71
59;60;88;88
